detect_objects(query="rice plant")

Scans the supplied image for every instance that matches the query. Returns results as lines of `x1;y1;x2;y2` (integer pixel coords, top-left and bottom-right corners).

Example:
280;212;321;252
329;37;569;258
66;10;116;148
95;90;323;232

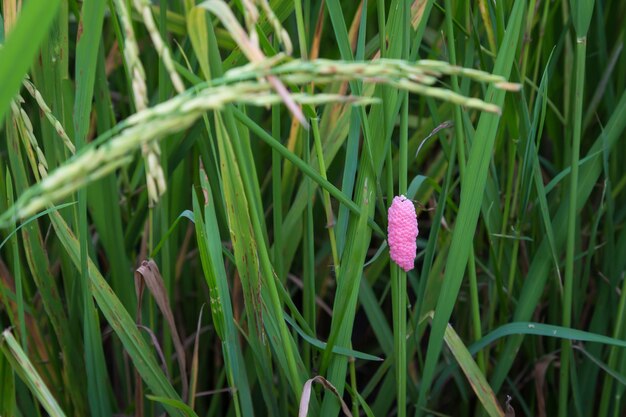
1;0;625;416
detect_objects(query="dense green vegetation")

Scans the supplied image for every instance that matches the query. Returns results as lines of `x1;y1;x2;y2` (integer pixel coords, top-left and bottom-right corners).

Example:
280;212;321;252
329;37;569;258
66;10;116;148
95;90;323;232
1;0;625;416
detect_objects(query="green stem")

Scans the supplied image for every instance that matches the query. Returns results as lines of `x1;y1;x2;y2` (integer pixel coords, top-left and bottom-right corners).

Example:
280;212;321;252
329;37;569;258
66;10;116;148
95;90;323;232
293;0;308;60
444;0;487;374
5;176;26;350
598;276;626;416
559;36;586;417
349;357;359;417
376;0;386;57
271;103;284;282
303;126;315;367
233;109;385;237
467;251;485;372
394;3;409;416
311;119;340;276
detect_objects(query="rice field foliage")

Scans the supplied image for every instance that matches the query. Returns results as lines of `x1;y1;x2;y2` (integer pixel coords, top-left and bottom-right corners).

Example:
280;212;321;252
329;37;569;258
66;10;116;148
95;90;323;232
0;0;625;416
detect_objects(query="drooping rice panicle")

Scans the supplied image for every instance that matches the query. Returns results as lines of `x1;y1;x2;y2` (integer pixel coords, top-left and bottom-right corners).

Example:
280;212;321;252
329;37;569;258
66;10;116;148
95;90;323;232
111;0;165;206
10;99;48;179
132;0;185;94
0;52;515;226
22;79;75;154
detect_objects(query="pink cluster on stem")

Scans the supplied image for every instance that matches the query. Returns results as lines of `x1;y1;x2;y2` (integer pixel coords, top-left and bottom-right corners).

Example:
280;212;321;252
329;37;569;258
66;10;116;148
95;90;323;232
387;195;418;272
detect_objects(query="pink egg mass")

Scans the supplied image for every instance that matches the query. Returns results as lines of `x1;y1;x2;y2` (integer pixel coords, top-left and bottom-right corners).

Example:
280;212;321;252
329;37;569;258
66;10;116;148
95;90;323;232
387;195;419;272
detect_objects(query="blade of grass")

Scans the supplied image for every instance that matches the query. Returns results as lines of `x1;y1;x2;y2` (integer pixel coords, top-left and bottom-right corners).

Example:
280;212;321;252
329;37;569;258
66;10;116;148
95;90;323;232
0;0;61;122
283;314;383;362
271;99;284;281
146;395;196;417
48;211;192;417
0;330;66;417
88;40;135;311
134;260;189;401
560;0;592;410
216;108;308;403
392;1;410;415
188;14;286;411
202;113;280;409
4;172;26;350
416;2;526;413
0;349;16;417
188;305;204;410
490;54;626;401
73;1;112;415
598;271;626;416
232;108;385;237
471;322;626;353
303;121;316;368
5;113;87;415
437;318;505;417
320;177;374;415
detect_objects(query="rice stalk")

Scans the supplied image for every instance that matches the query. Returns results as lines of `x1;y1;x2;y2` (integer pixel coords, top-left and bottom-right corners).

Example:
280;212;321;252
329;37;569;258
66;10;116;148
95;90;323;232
21;79;75;154
132;0;185;94
1;57;512;225
111;0;165;205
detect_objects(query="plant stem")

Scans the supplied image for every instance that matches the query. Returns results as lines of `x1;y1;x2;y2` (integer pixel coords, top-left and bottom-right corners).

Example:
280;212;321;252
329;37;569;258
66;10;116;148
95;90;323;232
311;119;340;276
560;36;586;417
394;2;410;416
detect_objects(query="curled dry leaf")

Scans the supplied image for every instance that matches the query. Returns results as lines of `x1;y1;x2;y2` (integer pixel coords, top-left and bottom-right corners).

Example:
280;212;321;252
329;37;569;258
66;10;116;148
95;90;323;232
298;375;352;417
135;259;189;401
504;395;516;417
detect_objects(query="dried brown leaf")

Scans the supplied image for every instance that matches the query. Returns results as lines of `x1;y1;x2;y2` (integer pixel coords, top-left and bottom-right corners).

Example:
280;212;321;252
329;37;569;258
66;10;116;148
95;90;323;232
135;259;189;401
298;375;352;417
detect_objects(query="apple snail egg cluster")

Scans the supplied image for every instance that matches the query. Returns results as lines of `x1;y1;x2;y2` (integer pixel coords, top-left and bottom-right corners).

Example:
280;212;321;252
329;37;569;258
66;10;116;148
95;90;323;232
387;195;419;272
